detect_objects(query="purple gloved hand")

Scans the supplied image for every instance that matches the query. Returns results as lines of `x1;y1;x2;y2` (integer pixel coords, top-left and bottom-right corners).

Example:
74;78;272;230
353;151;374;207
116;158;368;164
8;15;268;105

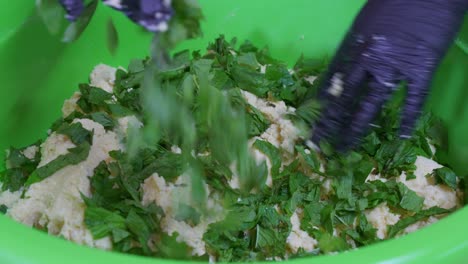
312;0;468;151
59;0;84;21
103;0;173;32
59;0;173;32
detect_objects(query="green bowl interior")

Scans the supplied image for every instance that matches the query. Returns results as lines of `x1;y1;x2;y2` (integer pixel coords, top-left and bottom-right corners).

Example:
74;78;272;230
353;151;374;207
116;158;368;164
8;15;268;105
0;1;467;263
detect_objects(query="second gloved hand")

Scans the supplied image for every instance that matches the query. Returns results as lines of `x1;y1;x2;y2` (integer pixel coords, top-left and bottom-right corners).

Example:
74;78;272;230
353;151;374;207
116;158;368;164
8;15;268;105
59;0;173;32
312;0;468;151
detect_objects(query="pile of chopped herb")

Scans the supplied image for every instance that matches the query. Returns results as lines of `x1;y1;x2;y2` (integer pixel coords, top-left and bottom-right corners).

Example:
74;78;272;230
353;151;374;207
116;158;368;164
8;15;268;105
0;35;465;262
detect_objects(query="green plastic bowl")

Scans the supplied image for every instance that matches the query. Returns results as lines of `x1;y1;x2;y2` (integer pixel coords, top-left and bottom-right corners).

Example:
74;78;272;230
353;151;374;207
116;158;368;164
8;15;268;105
1;1;468;263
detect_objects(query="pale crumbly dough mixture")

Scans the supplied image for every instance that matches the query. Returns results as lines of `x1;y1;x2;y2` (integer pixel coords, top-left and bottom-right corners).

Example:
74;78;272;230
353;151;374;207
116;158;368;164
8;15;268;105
0;64;463;257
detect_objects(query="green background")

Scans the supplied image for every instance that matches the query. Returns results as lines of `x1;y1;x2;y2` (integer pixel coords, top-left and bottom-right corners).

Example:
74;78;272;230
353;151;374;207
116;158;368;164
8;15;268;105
0;1;467;263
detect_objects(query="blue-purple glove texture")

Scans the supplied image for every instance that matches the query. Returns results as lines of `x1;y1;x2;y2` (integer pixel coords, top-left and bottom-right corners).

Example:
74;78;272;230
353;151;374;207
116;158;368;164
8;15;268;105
312;0;468;151
59;0;173;32
59;0;84;21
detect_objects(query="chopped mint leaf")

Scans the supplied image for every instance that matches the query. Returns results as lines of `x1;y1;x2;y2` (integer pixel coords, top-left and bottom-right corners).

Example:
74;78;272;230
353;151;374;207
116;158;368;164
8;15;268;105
317;232;349;254
237;53;259;70
361;131;381;156
77;84;113;112
36;0;65;34
296;145;320;172
210;70;231;90
199;155;232;190
406;173;417;181
87;162;126;208
26;142;91;186
157;233;192;260
346;213;378;245
56;122;92;145
416;131;433;158
112;228;131;243
375;140;418;177
253;140;281;179
426;116;449;151
7;147;32;168
354;157;374;184
128;59;146;73
106;19;119;56
126;209;152;254
230;65;269;97
227;88;270;137
83;157;165;254
363;180;400;209
1;169;28;192
302;202;323;227
164;0;203;48
0;144;42;191
0;204;7;214
175;203;201;226
387;207;452;238
84;206;126;239
293;55;328;79
107;104;134;117
398;183;424;212
88;86;114;105
320;204;336;234
432;167;458;190
295;99;322;124
246;105;270;137
61;110;85;122
147;152;186;181
334;174;353;201
90;112;116;130
255;224;287;256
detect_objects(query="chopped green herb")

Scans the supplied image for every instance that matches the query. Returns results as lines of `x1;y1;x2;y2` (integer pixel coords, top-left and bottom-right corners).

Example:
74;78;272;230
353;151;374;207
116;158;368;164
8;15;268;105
1;143;42;191
56;122;93;145
90;112;116;130
84;206;127;239
433;167;458;190
387;207;453;238
1;169;29;192
175;203;201;226
157;233;193;260
106;19;119;56
0;204;7;214
26;142;91;186
317;232;349;254
253;140;281;179
296;145;320;172
398;183;424;212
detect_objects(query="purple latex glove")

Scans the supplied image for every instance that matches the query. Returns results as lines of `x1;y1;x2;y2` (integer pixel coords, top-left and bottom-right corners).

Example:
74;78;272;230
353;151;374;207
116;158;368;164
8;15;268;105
311;0;468;151
59;0;84;21
103;0;173;32
59;0;173;32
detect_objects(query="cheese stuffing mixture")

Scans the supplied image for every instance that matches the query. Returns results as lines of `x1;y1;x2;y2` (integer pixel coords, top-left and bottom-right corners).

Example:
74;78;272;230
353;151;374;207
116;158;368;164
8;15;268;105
0;37;464;262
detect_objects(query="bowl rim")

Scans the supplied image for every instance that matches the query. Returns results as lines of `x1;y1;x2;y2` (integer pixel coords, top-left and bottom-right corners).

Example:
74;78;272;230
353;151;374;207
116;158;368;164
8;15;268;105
0;207;467;264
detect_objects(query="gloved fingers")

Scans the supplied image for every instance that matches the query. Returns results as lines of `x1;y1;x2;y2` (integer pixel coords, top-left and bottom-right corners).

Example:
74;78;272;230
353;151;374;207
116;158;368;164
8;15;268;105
312;63;368;146
59;0;85;21
102;0;174;32
340;76;396;150
399;76;431;138
319;34;367;100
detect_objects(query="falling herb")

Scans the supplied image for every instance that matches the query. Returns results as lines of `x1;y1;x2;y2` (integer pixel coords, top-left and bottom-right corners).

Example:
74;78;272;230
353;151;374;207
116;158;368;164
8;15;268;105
61;0;99;42
106;18;119;55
